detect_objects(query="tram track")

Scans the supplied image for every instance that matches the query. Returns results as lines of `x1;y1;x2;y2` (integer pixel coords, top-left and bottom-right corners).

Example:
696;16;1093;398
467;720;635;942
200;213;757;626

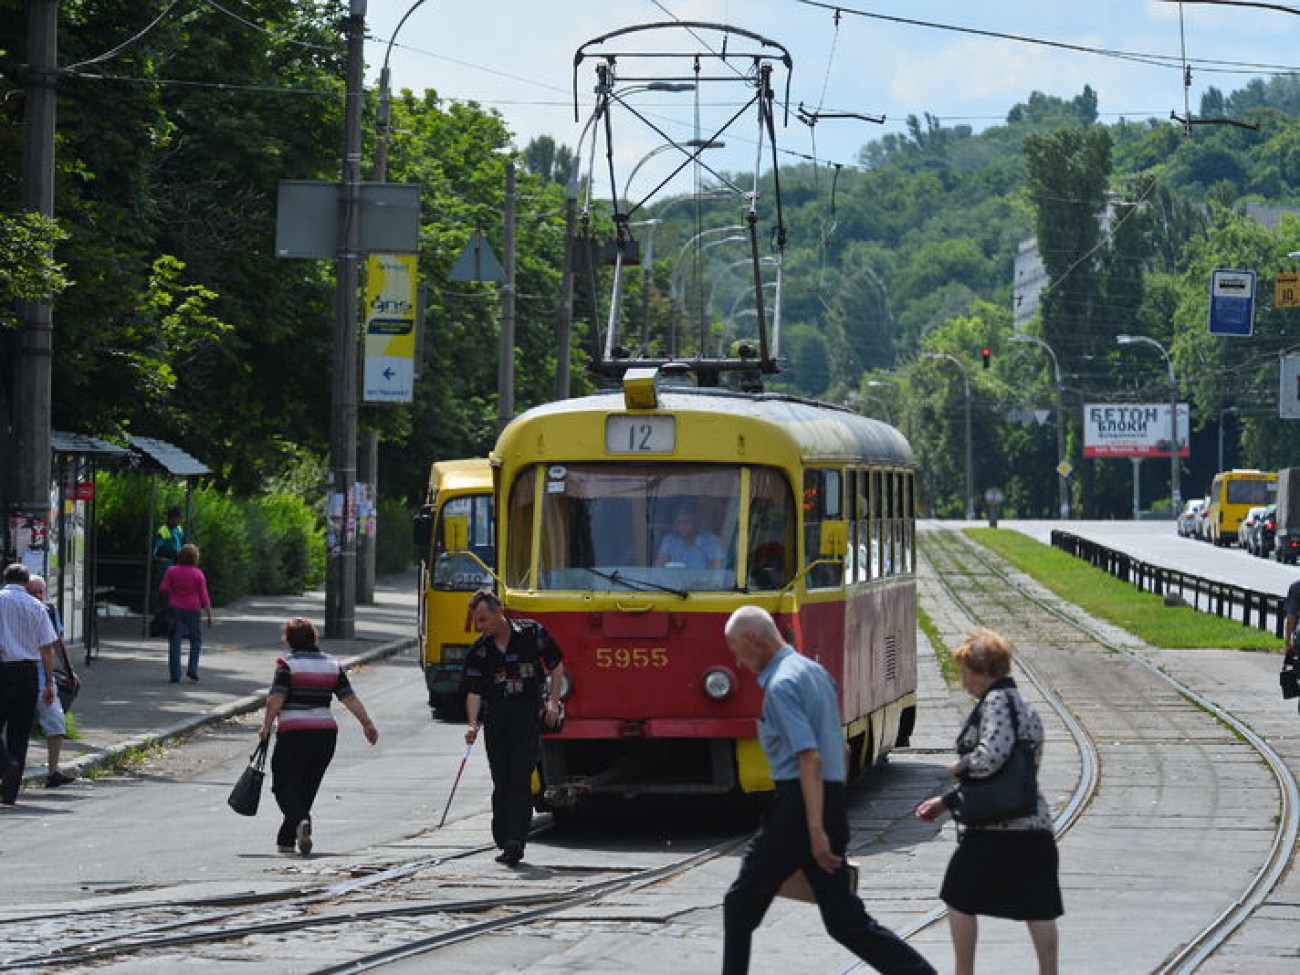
0;825;746;974
870;527;1300;975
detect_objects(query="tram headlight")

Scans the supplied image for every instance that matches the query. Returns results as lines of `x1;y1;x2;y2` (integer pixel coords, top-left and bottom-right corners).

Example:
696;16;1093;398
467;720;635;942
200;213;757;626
702;667;735;701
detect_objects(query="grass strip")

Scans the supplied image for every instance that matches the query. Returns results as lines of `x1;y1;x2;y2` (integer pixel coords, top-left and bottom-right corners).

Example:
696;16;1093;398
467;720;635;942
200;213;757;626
963;527;1278;651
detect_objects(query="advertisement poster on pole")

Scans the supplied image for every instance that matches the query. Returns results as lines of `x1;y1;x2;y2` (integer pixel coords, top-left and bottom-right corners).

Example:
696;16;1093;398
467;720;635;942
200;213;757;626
1083;403;1190;458
363;253;418;403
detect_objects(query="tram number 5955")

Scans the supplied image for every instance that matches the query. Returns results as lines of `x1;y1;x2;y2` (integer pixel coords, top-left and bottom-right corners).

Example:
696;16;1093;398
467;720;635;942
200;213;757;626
595;647;669;668
605;415;676;453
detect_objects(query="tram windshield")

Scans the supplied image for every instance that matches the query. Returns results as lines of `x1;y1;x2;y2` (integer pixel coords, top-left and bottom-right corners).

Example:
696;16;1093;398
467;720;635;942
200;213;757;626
432;493;495;591
505;463;795;592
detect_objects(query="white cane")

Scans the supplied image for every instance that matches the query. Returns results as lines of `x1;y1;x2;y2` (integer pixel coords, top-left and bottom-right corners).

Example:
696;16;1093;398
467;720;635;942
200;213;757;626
438;740;474;828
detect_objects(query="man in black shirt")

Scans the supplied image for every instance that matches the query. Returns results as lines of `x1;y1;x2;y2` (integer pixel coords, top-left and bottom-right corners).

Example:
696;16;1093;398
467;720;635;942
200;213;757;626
463;589;565;866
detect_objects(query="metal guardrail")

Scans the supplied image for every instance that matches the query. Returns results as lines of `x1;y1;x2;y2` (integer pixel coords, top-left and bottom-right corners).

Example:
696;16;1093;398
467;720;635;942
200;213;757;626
1051;530;1287;639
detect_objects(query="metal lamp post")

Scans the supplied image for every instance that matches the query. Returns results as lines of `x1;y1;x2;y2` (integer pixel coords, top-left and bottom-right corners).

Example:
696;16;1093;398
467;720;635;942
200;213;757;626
1010;334;1069;518
1117;334;1181;517
1218;406;1239;473
923;352;974;520
671;229;746;357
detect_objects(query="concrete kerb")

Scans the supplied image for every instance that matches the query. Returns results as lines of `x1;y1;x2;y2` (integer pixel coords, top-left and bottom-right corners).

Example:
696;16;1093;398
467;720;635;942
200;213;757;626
23;636;417;788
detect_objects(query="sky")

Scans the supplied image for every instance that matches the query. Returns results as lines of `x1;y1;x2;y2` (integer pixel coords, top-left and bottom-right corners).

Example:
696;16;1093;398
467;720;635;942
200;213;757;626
363;0;1300;187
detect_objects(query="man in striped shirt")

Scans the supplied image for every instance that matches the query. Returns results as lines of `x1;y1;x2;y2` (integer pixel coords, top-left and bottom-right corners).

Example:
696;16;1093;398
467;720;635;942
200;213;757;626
0;563;59;805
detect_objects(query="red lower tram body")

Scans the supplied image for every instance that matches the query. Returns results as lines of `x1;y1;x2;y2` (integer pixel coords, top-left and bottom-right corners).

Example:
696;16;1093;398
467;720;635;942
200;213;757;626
527;583;918;808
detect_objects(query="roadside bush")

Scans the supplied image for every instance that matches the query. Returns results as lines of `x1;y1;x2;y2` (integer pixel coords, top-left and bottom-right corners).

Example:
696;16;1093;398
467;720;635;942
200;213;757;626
248;494;326;594
376;497;413;575
188;486;253;604
94;473;326;607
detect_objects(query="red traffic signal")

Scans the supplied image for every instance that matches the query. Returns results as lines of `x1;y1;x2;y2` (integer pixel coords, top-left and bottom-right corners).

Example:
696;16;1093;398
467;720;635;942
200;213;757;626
981;346;991;369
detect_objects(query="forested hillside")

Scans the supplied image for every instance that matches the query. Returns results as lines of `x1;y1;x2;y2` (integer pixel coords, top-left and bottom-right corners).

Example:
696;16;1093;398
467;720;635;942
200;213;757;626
5;3;1300;518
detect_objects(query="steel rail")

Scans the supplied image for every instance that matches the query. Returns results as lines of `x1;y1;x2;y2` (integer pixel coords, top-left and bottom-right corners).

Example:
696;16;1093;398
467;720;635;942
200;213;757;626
831;530;1103;974
877;528;1300;975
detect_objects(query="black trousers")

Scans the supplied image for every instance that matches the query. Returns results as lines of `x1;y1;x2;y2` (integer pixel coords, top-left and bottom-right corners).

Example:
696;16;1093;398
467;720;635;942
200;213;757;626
271;728;337;847
483;702;540;852
722;781;936;975
0;661;38;803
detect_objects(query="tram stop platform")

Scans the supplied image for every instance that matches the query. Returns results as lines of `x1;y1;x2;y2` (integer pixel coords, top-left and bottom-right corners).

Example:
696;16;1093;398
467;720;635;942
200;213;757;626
16;568;420;793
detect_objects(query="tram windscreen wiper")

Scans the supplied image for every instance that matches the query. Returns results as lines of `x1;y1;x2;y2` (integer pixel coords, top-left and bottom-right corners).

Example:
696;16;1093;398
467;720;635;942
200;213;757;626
581;567;689;600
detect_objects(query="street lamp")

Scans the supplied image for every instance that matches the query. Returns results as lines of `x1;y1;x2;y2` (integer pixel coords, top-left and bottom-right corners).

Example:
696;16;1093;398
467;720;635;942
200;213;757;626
1218;406;1239;473
923;352;974;520
1009;333;1069;518
1116;334;1181;517
671;228;746;357
621;137;723;204
373;0;427;182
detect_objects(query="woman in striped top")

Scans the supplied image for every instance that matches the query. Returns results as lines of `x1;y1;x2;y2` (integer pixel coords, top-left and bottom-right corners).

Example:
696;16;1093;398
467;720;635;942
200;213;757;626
258;617;379;855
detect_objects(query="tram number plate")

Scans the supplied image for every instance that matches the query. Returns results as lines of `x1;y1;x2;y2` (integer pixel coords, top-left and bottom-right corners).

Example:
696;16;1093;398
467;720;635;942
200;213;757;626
595;647;669;668
606;415;675;453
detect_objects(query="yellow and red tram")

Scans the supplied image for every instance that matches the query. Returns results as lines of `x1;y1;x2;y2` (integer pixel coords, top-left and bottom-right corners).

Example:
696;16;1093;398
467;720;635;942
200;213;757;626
491;368;918;808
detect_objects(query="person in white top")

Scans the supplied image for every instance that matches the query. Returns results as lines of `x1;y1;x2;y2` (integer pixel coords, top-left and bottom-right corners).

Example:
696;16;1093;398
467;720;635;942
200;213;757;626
0;563;58;805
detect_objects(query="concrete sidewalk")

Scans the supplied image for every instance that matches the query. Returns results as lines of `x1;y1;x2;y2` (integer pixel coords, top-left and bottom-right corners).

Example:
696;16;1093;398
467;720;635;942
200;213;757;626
21;568;421;790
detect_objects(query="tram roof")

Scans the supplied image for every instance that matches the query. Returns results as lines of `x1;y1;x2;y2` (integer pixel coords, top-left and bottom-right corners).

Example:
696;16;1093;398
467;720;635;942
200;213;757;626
499;388;914;468
428;457;492;494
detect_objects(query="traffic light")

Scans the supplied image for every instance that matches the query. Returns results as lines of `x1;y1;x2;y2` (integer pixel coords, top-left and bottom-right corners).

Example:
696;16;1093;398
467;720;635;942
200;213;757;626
981;345;991;370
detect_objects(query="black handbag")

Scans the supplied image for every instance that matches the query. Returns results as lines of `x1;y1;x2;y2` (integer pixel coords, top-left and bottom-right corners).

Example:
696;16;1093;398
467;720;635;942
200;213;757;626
54;667;78;712
227;739;269;816
952;690;1040;826
1281;647;1300;700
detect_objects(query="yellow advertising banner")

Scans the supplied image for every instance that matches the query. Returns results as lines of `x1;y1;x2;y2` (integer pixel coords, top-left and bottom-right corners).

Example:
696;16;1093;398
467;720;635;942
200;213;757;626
363;253;418;403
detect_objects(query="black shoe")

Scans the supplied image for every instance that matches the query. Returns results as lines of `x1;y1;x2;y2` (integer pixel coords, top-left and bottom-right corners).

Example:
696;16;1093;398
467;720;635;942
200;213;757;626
499;842;523;867
187;672;199;682
45;771;74;788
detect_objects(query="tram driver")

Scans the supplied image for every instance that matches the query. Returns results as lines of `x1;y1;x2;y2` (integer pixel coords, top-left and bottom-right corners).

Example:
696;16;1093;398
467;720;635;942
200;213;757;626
656;505;724;570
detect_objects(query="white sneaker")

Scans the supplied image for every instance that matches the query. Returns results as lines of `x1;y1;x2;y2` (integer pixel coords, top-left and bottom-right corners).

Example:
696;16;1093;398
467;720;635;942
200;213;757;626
296;819;313;855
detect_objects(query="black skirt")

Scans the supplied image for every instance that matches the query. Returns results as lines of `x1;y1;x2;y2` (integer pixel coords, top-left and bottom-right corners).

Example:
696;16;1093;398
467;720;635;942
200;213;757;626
940;828;1063;921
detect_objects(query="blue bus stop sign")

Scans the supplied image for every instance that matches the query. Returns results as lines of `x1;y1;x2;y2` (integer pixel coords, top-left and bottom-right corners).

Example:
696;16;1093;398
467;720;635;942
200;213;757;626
1209;268;1256;336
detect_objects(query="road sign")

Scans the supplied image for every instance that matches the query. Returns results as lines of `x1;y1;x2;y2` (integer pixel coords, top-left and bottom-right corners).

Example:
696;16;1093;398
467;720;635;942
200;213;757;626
1281;354;1300;420
1277;271;1300;308
1208;268;1256;336
1056;461;1073;478
450;230;505;282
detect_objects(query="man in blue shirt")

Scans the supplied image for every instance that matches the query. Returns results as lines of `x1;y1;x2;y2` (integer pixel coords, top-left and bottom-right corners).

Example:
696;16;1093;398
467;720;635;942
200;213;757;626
721;606;935;975
656;508;724;569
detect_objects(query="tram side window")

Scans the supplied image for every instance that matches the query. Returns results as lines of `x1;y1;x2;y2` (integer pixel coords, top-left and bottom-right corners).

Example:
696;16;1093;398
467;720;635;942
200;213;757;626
902;473;915;573
870;469;883;578
747;467;795;590
803;468;844;589
855;469;871;583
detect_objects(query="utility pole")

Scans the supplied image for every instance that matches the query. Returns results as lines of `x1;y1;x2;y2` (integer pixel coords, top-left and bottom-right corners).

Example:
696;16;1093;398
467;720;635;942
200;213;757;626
325;1;366;638
11;0;58;538
497;161;517;432
555;191;576;400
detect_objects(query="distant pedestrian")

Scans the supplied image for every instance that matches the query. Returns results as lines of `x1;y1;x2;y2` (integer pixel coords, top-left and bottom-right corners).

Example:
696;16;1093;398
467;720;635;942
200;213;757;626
0;563;58;805
915;628;1062;975
1283;576;1300;650
158;543;213;682
153;506;185;568
721;606;936;975
463;589;565;867
258;617;378;855
25;575;80;788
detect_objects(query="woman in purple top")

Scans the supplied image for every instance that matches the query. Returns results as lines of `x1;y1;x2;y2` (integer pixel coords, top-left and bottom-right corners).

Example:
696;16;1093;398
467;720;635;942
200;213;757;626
159;543;214;683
